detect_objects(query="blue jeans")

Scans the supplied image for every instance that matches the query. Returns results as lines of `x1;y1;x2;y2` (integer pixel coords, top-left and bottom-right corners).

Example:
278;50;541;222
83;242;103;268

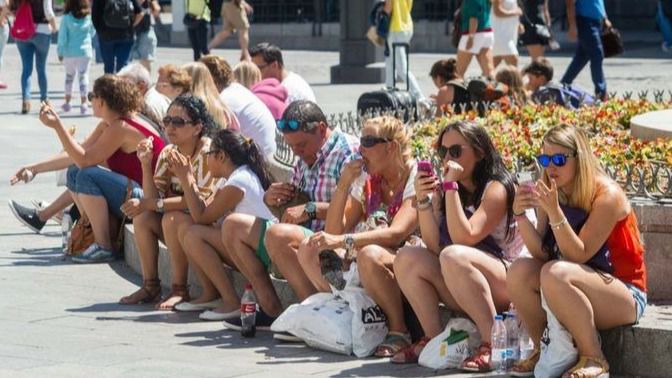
0;24;8;73
93;35;103;64
560;16;606;98
16;33;51;101
99;39;134;74
658;1;672;47
66;165;143;218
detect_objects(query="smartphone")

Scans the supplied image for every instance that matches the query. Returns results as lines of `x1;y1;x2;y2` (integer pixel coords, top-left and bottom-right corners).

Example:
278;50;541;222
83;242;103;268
516;171;537;190
417;160;434;177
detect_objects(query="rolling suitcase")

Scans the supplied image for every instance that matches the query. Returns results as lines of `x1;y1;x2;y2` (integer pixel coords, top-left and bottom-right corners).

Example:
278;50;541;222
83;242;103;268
357;42;418;122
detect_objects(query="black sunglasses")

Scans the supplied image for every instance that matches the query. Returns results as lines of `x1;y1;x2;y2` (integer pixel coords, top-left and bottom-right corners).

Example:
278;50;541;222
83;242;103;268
437;144;467;160
87;92;97;102
163;116;195;128
360;135;392;148
276;119;319;133
537;152;577;168
204;149;218;155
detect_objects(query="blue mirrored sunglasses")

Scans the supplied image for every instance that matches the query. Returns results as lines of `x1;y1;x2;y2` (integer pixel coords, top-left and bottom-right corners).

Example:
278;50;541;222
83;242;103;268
536;152;577;168
276;119;319;133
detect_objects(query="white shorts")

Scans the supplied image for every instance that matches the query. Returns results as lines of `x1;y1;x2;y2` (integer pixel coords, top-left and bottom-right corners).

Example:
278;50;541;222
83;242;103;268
458;31;495;55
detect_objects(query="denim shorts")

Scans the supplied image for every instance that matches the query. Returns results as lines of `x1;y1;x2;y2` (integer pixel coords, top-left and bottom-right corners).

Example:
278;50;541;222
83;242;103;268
625;282;647;324
131;29;157;61
66;165;143;218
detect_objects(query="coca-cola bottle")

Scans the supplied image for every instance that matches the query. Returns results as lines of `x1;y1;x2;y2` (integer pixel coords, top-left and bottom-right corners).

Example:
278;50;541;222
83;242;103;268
240;284;257;338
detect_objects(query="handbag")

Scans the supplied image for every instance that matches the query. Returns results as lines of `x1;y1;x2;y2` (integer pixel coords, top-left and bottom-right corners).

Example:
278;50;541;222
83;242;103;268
66;179;132;255
601;24;624;58
520;12;551;45
10;1;36;41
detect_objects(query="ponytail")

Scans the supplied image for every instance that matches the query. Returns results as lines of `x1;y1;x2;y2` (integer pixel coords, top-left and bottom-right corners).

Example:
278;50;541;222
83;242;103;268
244;137;275;190
211;130;276;189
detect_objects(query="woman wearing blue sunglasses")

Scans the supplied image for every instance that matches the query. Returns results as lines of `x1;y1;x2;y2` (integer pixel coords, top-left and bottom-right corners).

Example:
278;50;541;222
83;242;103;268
507;124;647;377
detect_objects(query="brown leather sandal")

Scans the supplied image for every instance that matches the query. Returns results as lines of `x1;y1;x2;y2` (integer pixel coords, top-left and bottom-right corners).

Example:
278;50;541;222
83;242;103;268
156;284;190;311
510;347;541;376
119;279;161;305
562;356;610;378
391;336;430;364
461;342;492;372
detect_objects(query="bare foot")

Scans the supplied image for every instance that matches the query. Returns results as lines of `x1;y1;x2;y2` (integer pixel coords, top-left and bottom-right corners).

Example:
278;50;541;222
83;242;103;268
155;294;186;310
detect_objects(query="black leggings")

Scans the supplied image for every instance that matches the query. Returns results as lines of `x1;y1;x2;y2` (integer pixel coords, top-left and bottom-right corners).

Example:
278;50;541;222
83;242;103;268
187;20;210;61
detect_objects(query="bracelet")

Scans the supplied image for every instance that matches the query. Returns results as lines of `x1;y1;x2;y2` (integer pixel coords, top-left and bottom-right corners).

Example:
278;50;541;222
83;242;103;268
417;196;431;206
513;210;526;217
442;181;459;192
417;201;432;211
549;217;568;230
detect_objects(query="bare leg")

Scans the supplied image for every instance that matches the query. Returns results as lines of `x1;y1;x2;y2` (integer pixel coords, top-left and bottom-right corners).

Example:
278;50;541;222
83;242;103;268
439;245;510;343
77;193;113;249
455;50;475;79
493;56;503;68
476;48;495;79
503;55;519;67
208;29;232;50
357;245;407;334
507;257;546;346
526;44;546;60
541;261;637;360
156;211;194;310
223;214;282;317
119;211;163;304
238;29;250;61
266;223;317;300
296;237;335;293
183;224;239;313
37;190;73;222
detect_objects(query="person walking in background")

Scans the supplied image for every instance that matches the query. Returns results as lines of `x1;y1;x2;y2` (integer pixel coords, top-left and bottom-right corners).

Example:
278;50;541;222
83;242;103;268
519;0;552;60
130;0;160;73
11;0;57;114
560;0;608;100
184;0;210;61
57;0;95;114
455;0;495;79
657;0;672;52
383;0;425;101
208;0;252;61
491;0;522;67
249;42;316;104
0;0;9;89
92;0;143;73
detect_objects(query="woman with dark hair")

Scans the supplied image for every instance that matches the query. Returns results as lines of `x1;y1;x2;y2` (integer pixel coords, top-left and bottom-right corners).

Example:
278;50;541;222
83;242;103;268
456;0;495;78
11;0;57;113
519;0;552;60
429;58;469;115
36;74;164;263
495;64;528;107
169;129;277;321
118;94;218;307
91;0;143;73
392;121;527;370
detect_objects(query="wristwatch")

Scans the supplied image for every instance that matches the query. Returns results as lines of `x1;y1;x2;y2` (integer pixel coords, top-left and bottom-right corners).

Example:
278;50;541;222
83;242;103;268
344;234;355;251
156;198;164;213
442;181;459;192
304;201;317;220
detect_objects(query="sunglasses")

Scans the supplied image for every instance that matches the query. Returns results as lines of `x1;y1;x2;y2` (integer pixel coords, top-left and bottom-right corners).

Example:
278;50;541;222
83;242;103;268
163;116;195;128
87;92;97;102
536;152;577;168
360;135;392;148
437;144;467;160
204;149;218;155
276;119;319;133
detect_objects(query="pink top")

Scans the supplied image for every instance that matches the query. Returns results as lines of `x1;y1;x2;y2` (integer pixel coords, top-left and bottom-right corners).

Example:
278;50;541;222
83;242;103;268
107;117;165;184
251;78;288;120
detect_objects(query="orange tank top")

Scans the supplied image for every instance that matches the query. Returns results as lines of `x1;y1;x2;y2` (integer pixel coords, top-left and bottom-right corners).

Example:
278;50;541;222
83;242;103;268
606;211;647;292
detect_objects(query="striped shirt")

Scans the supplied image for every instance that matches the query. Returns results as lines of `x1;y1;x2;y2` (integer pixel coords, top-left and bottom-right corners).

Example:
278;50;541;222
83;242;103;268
154;137;216;199
290;129;359;231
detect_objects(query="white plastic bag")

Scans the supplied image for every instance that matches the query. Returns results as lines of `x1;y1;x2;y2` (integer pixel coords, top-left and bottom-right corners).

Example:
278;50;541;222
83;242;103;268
271;292;353;355
56;168;67;186
340;284;388;357
535;289;579;378
419;317;481;369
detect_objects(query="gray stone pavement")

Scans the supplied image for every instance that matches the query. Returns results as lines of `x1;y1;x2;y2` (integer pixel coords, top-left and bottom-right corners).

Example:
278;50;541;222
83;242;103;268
1;42;670;377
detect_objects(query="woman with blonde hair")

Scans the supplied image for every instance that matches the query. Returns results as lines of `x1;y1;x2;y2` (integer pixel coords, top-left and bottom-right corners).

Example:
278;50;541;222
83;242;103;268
297;115;419;357
182;61;240;130
232;60;260;88
156;64;191;100
234;61;288;120
495;65;528;107
507;124;647;377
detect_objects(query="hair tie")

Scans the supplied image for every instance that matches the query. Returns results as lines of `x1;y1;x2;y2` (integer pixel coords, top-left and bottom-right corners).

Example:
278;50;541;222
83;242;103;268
245;137;253;146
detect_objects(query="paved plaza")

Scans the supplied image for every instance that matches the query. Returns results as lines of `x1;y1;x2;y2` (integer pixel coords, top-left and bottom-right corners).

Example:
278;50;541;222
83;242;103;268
1;38;670;377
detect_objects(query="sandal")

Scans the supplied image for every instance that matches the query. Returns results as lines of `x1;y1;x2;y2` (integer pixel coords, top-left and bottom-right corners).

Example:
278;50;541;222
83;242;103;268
374;332;412;358
510;347;541;376
119;279;161;305
562;356;610;378
391;336;430;364
461;342;492;372
156;284;190;311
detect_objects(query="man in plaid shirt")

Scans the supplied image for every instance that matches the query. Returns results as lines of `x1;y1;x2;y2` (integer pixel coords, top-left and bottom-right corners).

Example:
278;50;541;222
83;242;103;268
220;100;359;333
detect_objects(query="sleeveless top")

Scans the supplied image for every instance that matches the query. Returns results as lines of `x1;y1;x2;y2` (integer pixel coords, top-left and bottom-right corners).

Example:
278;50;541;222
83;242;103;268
107;117;165;184
522;0;545;25
542;205;647;292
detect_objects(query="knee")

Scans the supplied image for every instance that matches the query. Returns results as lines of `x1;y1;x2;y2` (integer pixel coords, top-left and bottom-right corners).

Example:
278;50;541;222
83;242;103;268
265;224;294;257
356;245;385;273
540;260;575;292
392;246;415;277
439;244;471;272
220;213;247;244
132;211;154;231
161;211;185;233
296;237;318;267
507;258;541;293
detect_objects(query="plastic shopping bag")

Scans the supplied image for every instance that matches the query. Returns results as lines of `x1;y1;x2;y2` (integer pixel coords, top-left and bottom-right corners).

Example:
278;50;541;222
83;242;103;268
419;317;481;369
339;282;387;357
535;288;579;378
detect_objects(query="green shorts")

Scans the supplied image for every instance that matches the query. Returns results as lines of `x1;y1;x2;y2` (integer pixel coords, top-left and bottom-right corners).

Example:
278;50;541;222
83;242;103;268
256;219;314;273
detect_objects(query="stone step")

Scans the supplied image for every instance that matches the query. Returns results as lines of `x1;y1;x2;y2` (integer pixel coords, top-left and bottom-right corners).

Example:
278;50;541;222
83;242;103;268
122;223;672;376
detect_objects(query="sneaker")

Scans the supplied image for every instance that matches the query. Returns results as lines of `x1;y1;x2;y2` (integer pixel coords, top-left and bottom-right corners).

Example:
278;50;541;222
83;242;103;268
662;42;670;53
8;200;46;233
80;103;89;115
61;103;71;113
319;249;346;290
273;331;303;343
222;309;277;332
71;243;116;264
31;200;63;225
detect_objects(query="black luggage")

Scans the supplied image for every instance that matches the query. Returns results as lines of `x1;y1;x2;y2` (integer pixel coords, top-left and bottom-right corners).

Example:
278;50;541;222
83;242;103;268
357;43;418;122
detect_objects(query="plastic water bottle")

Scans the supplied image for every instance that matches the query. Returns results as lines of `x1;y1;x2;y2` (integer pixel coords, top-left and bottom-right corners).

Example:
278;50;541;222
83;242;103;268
491;315;508;373
504;312;520;370
61;211;72;254
240;284;257;338
518;322;535;361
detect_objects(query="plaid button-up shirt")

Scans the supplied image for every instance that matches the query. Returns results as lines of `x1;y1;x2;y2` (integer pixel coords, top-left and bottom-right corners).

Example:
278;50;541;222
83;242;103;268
290;128;359;231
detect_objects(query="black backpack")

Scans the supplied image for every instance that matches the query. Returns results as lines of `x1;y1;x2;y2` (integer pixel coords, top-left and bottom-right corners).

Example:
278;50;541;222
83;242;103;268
104;0;133;29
